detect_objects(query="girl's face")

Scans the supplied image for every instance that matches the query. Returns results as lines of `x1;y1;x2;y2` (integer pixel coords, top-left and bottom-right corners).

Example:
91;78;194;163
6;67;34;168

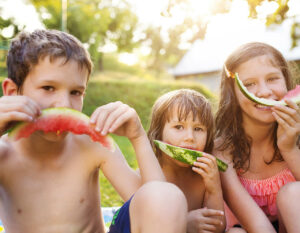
234;55;288;124
162;106;208;156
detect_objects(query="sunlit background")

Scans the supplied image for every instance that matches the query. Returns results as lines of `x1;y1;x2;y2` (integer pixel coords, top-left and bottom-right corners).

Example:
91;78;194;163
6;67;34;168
1;0;300;87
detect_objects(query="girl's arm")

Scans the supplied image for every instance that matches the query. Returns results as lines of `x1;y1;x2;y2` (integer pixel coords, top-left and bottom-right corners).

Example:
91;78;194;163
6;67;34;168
219;152;276;233
272;100;300;179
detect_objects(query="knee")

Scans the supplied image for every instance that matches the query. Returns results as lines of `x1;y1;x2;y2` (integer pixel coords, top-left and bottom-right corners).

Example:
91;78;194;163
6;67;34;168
132;181;187;212
277;182;300;207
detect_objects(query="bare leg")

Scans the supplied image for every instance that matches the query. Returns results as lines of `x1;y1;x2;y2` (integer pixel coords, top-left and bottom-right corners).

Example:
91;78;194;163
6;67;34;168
130;181;187;233
226;227;247;233
277;182;300;233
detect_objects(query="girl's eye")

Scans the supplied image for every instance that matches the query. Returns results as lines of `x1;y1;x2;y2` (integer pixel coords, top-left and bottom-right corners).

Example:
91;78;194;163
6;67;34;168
70;90;83;96
244;82;255;88
174;125;183;130
268;77;279;82
42;86;54;91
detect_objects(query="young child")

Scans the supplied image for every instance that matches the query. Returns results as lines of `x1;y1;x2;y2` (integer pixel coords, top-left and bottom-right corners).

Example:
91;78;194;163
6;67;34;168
214;42;300;233
0;29;188;233
148;89;226;233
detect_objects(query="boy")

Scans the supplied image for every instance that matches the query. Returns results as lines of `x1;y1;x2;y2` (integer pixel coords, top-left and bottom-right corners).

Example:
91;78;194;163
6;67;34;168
0;29;187;233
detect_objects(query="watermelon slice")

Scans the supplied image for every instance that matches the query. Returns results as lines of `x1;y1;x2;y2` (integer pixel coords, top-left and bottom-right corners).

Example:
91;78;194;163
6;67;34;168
154;140;228;172
8;107;115;151
224;66;300;106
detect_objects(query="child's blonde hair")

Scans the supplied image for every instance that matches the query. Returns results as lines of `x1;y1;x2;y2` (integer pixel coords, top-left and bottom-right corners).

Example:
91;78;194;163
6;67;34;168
148;89;214;163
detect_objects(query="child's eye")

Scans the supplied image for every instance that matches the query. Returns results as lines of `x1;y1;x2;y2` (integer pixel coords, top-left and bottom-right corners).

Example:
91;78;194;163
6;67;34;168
70;90;83;96
174;125;183;130
244;82;255;88
194;127;204;132
42;86;54;91
268;77;279;82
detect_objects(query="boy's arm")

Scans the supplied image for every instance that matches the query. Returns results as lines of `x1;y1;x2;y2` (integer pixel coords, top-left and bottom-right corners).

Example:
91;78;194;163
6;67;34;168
92;101;165;200
216;151;276;233
192;154;225;233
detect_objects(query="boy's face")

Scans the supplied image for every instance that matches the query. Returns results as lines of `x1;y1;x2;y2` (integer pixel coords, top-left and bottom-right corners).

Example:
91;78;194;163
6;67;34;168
162;106;207;158
20;56;88;111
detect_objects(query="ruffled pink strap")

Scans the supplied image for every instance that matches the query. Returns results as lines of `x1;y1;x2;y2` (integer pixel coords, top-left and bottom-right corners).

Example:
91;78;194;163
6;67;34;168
225;168;296;229
239;168;295;216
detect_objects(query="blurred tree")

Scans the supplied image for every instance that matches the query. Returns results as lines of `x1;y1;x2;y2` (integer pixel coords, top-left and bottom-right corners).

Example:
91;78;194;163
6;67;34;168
244;0;300;48
29;0;139;70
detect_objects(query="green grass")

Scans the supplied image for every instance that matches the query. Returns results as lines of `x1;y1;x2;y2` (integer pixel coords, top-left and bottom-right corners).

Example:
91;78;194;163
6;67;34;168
0;75;216;207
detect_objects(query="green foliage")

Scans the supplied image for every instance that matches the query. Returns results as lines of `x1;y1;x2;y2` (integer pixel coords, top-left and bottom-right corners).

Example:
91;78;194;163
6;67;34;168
29;0;139;70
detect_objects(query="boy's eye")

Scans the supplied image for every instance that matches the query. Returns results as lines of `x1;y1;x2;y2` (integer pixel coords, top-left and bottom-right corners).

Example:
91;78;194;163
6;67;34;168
42;86;54;91
70;90;83;96
174;125;183;130
194;127;204;132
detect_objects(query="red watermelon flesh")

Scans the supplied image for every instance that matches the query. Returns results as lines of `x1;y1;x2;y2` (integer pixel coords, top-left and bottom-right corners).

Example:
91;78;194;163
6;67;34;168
8;107;115;151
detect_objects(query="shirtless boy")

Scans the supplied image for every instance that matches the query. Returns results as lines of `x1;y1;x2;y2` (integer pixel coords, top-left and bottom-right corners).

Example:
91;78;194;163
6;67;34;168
0;29;187;233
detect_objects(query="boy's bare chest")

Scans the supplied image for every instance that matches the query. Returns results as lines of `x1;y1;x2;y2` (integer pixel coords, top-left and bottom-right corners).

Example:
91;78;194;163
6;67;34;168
0;149;105;233
171;175;205;211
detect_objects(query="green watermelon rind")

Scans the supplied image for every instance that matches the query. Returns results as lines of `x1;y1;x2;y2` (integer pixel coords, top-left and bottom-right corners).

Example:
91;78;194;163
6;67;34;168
8;107;115;151
234;73;300;106
154;140;228;172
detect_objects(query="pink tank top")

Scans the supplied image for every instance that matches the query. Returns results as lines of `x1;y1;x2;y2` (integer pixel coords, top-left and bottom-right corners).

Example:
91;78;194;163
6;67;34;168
225;168;296;228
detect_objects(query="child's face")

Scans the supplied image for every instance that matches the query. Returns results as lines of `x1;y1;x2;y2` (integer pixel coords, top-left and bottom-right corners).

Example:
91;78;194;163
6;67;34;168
162;107;207;153
234;55;287;124
20;56;88;111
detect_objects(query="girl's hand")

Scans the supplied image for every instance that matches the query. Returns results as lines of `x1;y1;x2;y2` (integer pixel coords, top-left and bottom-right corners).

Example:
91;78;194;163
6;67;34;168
192;153;221;194
272;99;300;153
187;208;224;233
90;101;145;140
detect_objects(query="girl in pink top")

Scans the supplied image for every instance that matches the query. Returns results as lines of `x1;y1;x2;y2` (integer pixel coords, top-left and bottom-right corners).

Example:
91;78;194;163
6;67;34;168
214;42;300;233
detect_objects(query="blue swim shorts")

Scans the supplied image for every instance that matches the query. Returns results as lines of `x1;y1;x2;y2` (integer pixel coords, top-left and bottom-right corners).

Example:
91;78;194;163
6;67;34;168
107;196;133;233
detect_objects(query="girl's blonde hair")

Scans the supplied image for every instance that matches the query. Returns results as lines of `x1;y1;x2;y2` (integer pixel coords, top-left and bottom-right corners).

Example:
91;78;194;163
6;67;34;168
148;89;214;163
215;42;295;171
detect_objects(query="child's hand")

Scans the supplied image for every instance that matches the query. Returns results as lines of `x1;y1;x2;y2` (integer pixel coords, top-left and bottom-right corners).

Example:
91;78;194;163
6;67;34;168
192;153;221;194
90;101;145;140
272;100;300;153
0;96;41;135
187;207;224;233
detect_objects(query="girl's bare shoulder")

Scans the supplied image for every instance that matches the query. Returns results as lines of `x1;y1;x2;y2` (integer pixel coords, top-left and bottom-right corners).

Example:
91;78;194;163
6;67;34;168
213;137;233;163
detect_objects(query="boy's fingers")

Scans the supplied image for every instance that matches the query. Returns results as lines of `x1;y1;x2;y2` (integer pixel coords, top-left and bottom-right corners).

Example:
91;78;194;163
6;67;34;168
101;105;129;135
202;208;224;217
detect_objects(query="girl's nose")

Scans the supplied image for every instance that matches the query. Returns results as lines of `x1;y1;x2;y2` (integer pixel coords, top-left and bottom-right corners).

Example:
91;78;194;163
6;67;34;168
185;128;194;141
256;82;272;98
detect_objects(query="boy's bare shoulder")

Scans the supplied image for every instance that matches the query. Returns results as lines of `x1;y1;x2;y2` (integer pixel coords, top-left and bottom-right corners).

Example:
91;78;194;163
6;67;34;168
72;134;121;165
0;135;11;160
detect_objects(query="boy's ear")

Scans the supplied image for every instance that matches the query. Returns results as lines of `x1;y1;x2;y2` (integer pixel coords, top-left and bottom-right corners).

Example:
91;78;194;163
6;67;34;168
2;78;19;96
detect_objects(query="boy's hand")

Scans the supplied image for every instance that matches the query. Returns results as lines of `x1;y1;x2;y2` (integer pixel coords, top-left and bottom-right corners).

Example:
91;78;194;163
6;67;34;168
0;96;41;135
90;101;144;140
187;208;224;233
272;100;300;153
192;153;221;194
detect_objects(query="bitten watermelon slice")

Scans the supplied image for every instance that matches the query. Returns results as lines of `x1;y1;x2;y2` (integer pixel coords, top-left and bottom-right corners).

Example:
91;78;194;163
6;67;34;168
154;140;228;172
224;66;300;106
8;107;115;151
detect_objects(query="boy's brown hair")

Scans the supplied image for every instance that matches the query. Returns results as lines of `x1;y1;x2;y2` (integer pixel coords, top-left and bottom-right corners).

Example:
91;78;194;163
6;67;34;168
7;29;93;90
148;89;214;163
215;42;295;171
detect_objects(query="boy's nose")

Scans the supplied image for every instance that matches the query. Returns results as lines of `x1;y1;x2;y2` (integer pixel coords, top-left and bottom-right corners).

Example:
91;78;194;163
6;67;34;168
54;94;72;108
185;128;194;141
